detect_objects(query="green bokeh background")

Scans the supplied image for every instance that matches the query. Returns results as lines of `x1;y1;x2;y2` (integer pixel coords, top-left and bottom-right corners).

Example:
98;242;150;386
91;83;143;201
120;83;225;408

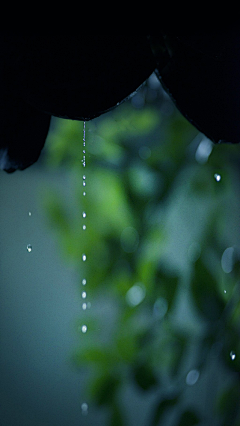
43;75;240;425
1;73;240;426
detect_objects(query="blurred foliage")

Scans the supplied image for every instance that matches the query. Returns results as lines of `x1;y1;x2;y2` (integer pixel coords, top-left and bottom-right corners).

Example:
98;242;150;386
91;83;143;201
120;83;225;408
42;75;240;426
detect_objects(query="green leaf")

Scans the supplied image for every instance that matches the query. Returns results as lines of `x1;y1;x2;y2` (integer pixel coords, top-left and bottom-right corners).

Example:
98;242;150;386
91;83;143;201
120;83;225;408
217;384;240;426
156;269;179;312
177;410;200;426
74;346;117;368
133;362;158;391
191;258;225;322
116;329;138;363
92;374;120;407
150;395;179;426
110;402;126;426
42;190;70;231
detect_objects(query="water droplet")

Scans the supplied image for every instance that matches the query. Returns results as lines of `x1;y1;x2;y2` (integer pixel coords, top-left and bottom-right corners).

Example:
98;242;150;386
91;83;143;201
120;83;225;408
82;303;87;310
82;291;87;299
224;290;227;294
230;351;236;360
82;279;87;286
28;212;32;217
221;247;234;274
83;192;86;196
126;283;146;307
27;244;32;253
82;212;87;218
83;225;87;231
81;325;88;334
81;402;88;415
186;369;200;386
214;173;221;182
83;175;86;180
82;254;87;262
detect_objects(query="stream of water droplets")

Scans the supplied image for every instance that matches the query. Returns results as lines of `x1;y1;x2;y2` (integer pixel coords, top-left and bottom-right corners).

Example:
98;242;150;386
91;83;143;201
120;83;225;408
81;121;89;417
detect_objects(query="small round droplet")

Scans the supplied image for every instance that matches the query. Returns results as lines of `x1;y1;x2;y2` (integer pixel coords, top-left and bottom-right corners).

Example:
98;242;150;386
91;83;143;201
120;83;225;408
214;173;221;182
186;369;200;386
81;325;88;334
224;290;227;294
83;175;86;180
82;279;87;286
27;244;32;253
82;303;87;310
82;291;87;299
83;192;86;196
82;212;87;218
28;212;32;217
82;254;87;262
230;351;236;361
81;402;88;415
83;225;87;231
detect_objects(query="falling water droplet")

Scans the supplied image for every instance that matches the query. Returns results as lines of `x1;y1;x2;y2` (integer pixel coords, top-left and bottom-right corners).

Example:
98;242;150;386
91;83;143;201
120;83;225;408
81;325;88;334
230;351;236;360
28;212;32;217
83;122;86;142
81;402;89;415
224;290;227;294
27;244;32;253
81;122;89;415
214;173;221;182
